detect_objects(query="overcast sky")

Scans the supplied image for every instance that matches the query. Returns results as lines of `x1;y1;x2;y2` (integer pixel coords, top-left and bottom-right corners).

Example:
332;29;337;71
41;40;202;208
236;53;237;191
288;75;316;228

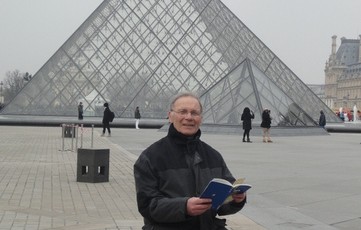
0;0;360;85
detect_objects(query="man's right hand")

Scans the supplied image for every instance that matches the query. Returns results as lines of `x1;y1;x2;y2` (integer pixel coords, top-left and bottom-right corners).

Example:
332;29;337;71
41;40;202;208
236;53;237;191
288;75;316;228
186;197;212;216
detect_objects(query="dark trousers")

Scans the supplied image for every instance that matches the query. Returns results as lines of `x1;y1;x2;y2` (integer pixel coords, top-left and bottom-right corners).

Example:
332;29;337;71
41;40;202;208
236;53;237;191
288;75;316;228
102;122;111;134
78;112;83;120
243;129;250;140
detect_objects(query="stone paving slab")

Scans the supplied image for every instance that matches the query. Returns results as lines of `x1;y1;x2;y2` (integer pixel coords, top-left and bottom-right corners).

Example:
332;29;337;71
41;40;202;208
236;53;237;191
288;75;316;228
0;126;142;230
0;126;263;230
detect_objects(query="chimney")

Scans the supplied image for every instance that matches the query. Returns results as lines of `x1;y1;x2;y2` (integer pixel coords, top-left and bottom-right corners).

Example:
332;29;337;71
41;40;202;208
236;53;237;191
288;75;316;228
331;35;337;62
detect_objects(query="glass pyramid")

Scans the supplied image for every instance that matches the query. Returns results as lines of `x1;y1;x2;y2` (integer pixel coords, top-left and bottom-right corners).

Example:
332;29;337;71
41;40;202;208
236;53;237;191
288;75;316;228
201;58;317;126
1;0;340;126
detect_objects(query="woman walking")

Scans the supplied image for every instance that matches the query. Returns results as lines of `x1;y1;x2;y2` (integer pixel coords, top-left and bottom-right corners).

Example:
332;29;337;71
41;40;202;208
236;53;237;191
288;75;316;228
241;107;254;142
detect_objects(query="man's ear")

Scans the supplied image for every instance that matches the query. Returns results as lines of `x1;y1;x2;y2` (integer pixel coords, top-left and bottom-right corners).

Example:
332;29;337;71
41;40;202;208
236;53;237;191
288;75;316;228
168;111;173;123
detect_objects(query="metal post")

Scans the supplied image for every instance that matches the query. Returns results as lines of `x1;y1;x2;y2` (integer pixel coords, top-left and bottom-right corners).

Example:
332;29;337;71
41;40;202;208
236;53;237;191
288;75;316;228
71;124;74;151
91;124;94;148
61;124;65;151
75;124;79;151
80;124;83;148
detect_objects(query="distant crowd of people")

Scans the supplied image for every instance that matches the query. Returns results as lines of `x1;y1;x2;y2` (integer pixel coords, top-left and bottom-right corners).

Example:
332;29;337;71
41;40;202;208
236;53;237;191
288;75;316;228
77;101;142;136
75;99;335;143
336;110;360;122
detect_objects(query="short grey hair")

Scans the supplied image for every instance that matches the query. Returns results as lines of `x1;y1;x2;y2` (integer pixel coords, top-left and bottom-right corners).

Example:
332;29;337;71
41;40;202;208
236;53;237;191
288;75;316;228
169;92;203;113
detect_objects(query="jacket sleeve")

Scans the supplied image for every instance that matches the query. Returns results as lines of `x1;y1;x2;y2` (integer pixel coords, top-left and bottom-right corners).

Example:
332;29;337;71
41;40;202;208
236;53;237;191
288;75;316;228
216;160;247;216
217;197;247;216
134;154;190;223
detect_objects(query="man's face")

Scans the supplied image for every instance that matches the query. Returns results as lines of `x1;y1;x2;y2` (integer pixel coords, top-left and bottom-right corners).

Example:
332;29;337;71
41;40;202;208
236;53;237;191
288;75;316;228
168;96;202;136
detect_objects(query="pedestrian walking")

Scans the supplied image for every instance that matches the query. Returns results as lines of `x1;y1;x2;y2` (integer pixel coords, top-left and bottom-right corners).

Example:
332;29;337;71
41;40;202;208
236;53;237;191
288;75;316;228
78;102;83;120
319;110;326;128
101;102;111;137
241;107;254;142
134;106;141;129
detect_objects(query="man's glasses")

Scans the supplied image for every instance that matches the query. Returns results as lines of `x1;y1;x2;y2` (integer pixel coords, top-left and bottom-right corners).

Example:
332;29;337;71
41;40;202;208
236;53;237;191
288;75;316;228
171;109;201;118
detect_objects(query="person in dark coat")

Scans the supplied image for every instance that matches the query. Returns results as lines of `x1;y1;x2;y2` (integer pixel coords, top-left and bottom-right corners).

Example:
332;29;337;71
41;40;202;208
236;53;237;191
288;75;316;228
134;92;247;230
134;106;141;129
78;102;83;120
260;108;272;143
319;110;326;128
101;102;111;137
241;107;254;142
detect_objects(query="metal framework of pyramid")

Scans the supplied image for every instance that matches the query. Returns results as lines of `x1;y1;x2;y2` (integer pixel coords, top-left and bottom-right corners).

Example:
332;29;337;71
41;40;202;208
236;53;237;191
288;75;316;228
1;0;340;126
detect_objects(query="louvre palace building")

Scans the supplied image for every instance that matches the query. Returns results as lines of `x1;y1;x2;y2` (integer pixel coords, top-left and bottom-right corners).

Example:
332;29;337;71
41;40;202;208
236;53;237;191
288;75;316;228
325;35;361;113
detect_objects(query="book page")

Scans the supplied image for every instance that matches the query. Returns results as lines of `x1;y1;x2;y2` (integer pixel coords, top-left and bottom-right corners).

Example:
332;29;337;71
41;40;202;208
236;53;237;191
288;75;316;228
222;178;247;204
210;178;232;186
233;178;245;185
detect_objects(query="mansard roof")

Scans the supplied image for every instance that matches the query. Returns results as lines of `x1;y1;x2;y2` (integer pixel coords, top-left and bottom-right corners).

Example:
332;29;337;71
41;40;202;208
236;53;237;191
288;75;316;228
336;38;360;66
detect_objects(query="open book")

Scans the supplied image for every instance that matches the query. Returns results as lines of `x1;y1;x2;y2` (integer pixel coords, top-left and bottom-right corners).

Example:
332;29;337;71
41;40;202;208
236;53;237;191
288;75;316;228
200;178;252;210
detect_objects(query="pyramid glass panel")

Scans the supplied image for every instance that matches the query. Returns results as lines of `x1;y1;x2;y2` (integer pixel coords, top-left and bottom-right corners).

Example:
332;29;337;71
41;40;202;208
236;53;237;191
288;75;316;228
1;0;340;125
201;59;316;126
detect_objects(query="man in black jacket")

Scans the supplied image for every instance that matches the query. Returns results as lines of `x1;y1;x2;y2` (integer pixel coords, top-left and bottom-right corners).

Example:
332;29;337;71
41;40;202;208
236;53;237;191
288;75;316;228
319;110;326;128
101;102;111;137
134;92;247;230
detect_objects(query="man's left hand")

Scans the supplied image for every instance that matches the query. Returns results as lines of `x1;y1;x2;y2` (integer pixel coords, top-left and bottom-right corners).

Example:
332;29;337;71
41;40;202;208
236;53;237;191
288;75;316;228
232;193;246;203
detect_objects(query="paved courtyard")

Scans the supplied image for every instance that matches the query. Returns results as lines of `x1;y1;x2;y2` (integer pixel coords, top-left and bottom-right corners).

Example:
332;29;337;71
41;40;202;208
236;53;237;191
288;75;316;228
0;126;262;230
0;124;361;229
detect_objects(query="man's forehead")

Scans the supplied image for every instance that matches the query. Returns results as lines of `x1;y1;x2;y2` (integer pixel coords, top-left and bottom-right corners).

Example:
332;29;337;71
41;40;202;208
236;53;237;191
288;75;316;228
174;97;200;107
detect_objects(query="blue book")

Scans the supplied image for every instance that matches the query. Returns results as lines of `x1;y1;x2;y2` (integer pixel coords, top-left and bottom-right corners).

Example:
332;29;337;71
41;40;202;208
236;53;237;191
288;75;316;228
200;178;252;210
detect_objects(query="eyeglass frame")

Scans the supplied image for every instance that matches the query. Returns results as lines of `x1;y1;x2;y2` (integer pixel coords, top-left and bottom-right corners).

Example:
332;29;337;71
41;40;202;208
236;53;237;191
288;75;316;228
171;109;202;118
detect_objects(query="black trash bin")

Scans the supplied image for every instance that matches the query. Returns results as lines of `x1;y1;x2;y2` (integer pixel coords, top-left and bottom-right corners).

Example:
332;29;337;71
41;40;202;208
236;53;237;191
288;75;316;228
77;148;109;183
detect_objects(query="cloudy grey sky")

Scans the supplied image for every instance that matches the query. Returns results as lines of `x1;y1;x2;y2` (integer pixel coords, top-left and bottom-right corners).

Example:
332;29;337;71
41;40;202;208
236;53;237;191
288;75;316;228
0;0;360;84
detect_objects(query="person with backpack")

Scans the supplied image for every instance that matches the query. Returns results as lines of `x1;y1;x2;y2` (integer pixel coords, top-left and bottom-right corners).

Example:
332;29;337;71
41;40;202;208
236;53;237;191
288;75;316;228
101;102;112;137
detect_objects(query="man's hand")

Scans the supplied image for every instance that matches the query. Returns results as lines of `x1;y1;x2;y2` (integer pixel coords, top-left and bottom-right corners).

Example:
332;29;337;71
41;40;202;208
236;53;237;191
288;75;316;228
232;192;246;203
186;197;212;216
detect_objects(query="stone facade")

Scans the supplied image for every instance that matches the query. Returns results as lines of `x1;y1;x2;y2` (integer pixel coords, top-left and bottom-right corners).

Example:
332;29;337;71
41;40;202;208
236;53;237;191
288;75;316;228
324;35;361;112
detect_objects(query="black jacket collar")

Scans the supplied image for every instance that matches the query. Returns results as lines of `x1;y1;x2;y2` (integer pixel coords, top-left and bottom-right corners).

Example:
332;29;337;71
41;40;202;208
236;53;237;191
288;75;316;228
168;123;201;142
